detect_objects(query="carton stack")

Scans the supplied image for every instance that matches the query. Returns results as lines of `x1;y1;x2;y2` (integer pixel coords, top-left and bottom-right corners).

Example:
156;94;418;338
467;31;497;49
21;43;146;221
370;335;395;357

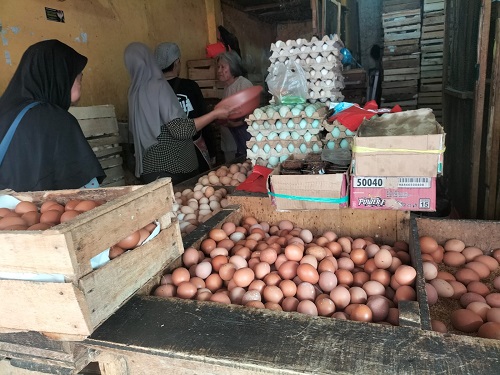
322;120;356;151
418;0;445;122
268;35;345;105
381;0;422;110
350;108;445;212
245;102;326;168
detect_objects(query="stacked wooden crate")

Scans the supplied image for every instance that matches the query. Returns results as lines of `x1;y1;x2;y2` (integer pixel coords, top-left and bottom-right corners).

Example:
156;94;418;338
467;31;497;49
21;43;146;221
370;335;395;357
381;0;422;110
187;59;224;99
69;105;125;187
418;0;445;122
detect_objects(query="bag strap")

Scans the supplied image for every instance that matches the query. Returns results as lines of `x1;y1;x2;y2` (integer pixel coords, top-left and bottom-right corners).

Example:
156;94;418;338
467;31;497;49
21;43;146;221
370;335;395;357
0;101;40;165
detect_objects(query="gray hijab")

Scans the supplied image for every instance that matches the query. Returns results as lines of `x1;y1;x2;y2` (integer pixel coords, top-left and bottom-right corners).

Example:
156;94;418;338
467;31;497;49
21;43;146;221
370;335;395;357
124;42;186;177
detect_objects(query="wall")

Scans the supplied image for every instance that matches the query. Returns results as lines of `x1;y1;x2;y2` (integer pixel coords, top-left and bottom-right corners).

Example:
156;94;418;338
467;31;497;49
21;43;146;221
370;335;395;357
0;0;219;120
277;21;313;41
357;0;383;71
220;4;277;86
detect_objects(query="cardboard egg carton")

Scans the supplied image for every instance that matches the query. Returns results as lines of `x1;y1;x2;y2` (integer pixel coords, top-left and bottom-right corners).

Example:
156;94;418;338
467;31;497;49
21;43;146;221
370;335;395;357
270;35;343;56
323;136;353;150
247;143;323;164
323;119;356;134
247;118;323;132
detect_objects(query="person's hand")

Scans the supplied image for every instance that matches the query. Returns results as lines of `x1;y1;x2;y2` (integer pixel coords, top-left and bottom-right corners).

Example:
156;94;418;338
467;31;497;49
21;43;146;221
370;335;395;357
212;104;232;120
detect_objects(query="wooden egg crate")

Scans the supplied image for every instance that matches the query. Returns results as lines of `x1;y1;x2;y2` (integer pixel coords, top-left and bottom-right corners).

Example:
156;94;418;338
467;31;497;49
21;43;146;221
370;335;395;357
187;59;217;81
0;178;183;340
414;217;500;336
69;105;125;187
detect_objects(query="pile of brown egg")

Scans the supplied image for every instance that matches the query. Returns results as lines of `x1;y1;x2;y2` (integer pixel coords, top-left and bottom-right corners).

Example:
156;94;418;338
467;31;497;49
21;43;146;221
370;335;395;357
0;200;156;260
420;236;500;339
153;217;419;325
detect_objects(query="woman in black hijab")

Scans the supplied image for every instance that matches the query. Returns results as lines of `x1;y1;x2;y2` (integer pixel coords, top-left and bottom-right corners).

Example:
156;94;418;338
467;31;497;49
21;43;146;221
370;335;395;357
0;39;105;191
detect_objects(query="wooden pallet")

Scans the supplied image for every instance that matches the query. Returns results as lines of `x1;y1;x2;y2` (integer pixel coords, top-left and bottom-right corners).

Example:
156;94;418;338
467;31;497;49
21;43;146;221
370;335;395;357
423;0;445;13
382;79;418;89
69;105;125;187
384;42;420;56
383;56;420;69
383;9;422;28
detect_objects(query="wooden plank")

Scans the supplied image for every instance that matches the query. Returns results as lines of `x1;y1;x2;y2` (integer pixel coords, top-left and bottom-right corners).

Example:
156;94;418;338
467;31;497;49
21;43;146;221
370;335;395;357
470;0;491;217
424;2;445;12
384;44;419;56
421;57;443;65
100;165;124;184
77;118;119;138
383;2;421;14
383;58;420;69
421;64;443;72
421;30;445;40
382;79;418;88
421;51;444;59
423;14;445;26
422;44;445;53
422;24;445;33
420;83;443;92
383;14;421;28
93;145;123;159
421;37;444;45
384;30;421;42
420;70;443;79
382;86;418;95
81;221;183;329
69;105;116;120
383;73;420;82
384;67;420;75
418;96;443;105
485;19;500;219
421;77;443;84
87;135;120;149
99;156;123;170
101;179;125;188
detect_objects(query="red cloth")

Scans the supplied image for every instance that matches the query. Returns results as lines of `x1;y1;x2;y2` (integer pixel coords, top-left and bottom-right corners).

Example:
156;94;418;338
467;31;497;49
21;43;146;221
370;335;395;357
327;100;402;131
235;165;274;193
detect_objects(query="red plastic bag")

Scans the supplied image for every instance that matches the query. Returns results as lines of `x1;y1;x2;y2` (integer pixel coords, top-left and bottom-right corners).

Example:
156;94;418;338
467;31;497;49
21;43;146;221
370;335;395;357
206;42;226;58
235;165;273;193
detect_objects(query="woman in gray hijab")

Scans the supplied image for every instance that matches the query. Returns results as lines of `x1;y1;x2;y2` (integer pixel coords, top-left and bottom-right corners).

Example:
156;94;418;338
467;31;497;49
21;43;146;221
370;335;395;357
124;42;230;184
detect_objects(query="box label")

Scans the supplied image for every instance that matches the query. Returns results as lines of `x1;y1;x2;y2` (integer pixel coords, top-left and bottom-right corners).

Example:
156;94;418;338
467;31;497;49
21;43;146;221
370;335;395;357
353;176;432;188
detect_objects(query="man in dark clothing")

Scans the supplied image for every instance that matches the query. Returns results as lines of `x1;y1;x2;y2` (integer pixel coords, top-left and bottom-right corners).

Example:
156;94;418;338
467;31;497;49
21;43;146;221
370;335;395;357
154;42;216;172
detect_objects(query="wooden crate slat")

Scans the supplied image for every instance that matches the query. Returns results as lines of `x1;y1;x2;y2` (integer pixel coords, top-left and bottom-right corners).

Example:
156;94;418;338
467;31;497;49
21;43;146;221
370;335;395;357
385;24;422;34
195;79;217;89
422;30;445;40
69;105;116;120
424;2;445;12
0;281;93;336
420;84;443;92
384;67;420;75
422;51;444;59
187;59;217;81
81;221;182;328
421;57;443;66
99;156;123;170
421;70;443;79
418;96;443;104
77;118;118;138
419;92;443;98
382;86;418;95
383;2;421;14
422;24;445;33
383;14;422;28
421;44;445;53
421;77;443;84
383;54;420;61
423;14;445;26
101;165;125;183
382;79;418;88
383;73;420;82
421;38;444;46
383;92;418;102
93;145;123;159
384;30;421;42
87;135;120;149
421;65;443;72
383;58;420;69
384;44;420;56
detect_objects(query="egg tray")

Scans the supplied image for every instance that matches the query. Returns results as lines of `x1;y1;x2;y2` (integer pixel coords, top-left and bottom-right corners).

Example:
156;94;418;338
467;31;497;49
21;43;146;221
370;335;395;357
247;145;324;164
248;119;323;131
247;129;323;141
324;119;355;133
247;141;324;157
309;79;345;89
247;137;322;149
247;102;327;122
269;55;343;68
308;91;345;102
323;137;353;150
270;35;343;56
247;122;323;136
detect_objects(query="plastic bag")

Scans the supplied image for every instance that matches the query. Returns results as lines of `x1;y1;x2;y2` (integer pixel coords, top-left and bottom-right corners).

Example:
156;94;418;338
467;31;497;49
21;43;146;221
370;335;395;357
266;61;307;104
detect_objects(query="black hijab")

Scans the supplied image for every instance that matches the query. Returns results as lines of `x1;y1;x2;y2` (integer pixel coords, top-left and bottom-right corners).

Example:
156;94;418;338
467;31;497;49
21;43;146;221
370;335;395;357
0;39;105;191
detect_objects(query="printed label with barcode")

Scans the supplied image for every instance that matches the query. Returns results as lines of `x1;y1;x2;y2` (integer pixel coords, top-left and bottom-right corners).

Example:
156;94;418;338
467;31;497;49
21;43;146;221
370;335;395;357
398;177;432;188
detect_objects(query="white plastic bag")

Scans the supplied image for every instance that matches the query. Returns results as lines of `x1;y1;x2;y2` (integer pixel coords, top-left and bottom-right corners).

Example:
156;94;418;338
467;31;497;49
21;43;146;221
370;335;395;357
266;61;308;104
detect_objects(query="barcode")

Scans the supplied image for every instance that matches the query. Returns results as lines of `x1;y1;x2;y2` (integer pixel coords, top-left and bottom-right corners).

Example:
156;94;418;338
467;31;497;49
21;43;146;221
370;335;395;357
398;177;432;188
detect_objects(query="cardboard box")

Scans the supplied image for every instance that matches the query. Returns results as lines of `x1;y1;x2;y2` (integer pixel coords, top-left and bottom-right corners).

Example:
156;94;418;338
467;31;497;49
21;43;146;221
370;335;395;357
351;108;445;177
350;176;436;211
0;179;182;340
268;166;349;211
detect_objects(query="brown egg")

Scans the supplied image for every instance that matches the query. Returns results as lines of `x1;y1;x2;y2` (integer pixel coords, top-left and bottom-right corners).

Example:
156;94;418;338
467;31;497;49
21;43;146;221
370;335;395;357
431;320;448;333
210;292;231;304
460;292;486;308
394;285;417;304
117;230;141;250
462;247;484;262
363;280;385;297
305;245;327;261
278;260;299;280
394;265;417;286
182;247;199;267
219;262;236;281
40;200;61;213
296;300;318;316
352;271;370;287
0;207;12;218
28;222;53;230
64;199;82;211
467;301;491;321
233;267;255;287
436;271;456;281
335;269;354;286
443;252;466;267
171;267;191;286
200;238;216;255
464;261;491;279
350;248;368;266
74;200;98;212
350;304;373;322
486;293;500;308
14;201;38;214
296;263;319;284
176;281;197;299
419;236;438;254
449;280;468;299
205;273;223;292
263;285;284;303
248;280;266;294
467;281;490;297
474;255;499;271
371;269;391;287
296;282;316;301
444;239;465;252
455;268;480;285
0;216;27;229
478;322;500;339
60;210;81;223
109;245;125;259
451;309;483;333
40;210;62;225
316;297;336;316
188;276;205;289
430;278;454;298
374;249;392;269
21;211;41;227
486;308;500;323
154;284;176;298
386;307;400;326
279;279;297;297
209;228;227;242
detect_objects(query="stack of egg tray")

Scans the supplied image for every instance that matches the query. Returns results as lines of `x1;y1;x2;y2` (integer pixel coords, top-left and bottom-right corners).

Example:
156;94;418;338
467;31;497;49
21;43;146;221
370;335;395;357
268;35;345;104
323;119;356;150
245;103;327;169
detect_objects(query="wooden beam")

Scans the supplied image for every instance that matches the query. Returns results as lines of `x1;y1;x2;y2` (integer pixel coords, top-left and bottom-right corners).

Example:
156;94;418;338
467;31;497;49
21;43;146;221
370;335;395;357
470;0;491;218
485;18;500;219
